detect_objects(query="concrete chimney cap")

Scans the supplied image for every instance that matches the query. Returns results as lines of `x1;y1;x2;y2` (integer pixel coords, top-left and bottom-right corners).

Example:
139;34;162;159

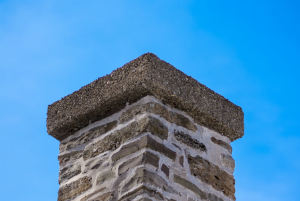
47;53;244;142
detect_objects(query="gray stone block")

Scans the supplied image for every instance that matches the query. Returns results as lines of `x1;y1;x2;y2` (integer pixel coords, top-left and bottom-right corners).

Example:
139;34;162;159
120;102;197;132
188;155;235;200
121;168;177;195
173;174;207;200
112;134;176;162
211;137;232;153
58;177;92;201
174;131;206;152
83;116;168;161
118;151;159;175
59;163;81;184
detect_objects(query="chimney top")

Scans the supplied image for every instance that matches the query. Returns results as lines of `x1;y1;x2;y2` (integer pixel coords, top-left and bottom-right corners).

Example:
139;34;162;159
47;53;244;141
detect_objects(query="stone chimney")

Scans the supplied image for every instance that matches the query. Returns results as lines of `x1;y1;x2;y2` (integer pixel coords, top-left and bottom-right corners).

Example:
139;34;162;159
47;53;244;201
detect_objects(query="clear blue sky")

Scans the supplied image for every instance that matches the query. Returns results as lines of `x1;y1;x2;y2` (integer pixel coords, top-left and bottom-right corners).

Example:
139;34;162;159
0;1;299;200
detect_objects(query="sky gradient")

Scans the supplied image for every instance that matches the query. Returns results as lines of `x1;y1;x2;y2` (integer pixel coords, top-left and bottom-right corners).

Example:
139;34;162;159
0;1;299;200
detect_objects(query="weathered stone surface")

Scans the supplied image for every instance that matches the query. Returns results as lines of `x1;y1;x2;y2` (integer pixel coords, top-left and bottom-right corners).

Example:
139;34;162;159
118;151;159;175
173;175;207;200
58;151;83;165
83;116;167;161
161;164;169;178
211;137;232;153
208;193;224;201
174;131;206;152
119;185;164;201
90;156;109;170
121;168;177;195
221;154;235;170
60;121;117;152
89;192;115;201
120;102;197;132
112;135;176;162
47;53;244;142
188;155;235;200
188;197;196;201
58;177;92;201
59;163;81;184
179;155;184;167
80;187;106;201
96;169;115;185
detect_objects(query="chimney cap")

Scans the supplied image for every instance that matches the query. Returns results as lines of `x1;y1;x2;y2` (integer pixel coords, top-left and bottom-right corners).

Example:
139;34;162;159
47;53;244;141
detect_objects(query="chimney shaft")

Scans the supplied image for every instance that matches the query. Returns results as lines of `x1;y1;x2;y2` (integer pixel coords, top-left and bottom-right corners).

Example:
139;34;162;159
47;53;244;201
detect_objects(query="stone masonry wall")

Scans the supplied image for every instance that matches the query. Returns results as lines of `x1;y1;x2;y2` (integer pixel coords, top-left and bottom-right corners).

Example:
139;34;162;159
57;96;235;201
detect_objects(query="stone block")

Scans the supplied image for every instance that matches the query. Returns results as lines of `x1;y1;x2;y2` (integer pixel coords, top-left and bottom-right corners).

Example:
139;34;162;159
60;121;117;152
111;135;176;162
211;137;232;153
96;169;116;185
174;131;206;152
173;175;207;200
59;162;81;184
221;154;235;170
121;168;177;195
119;185;164;201
88;192;115;201
80;187;106;201
58;151;83;165
188;155;235;200
47;53;244;142
58;177;92;201
83;116;168;161
120;102;197;132
161;164;169;178
118;151;159;175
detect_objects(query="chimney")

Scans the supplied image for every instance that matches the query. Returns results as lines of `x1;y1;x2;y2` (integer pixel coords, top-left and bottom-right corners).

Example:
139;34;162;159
47;53;244;201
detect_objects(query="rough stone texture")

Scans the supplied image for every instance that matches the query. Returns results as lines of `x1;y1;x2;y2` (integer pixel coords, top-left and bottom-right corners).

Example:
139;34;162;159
121;168;177;195
88;192;115;201
174;131;206;152
59;121;117;152
47;53;244;142
173;175;207;200
59;162;81;184
211;137;232;153
188;155;235;200
80;187;106;201
119;185;164;201
118;151;159;175
208;193;224;201
58;151;83;165
58;177;92;201
83;116;168;160
221;154;235;170
120;102;197;132
161;164;169;178
111;134;176;162
96;169;116;185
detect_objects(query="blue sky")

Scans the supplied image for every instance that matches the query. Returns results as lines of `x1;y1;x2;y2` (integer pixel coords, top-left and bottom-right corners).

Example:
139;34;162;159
0;1;299;200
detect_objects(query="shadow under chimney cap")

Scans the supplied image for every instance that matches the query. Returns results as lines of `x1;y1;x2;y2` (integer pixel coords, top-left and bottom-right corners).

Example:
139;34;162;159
47;53;244;142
